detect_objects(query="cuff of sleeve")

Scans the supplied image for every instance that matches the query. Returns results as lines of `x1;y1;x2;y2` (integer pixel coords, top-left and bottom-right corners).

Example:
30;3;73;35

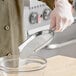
55;0;68;2
55;0;73;4
55;0;72;7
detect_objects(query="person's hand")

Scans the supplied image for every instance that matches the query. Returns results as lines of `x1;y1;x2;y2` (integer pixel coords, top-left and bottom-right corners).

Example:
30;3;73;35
50;0;74;32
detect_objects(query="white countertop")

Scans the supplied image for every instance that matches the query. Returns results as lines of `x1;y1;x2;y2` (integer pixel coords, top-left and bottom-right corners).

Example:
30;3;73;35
44;55;76;76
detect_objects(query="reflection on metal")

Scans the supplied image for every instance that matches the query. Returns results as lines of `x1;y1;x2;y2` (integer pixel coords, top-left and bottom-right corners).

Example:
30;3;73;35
19;30;54;58
47;38;76;50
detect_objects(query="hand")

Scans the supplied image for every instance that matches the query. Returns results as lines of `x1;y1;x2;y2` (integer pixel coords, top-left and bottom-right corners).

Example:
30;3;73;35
50;0;74;32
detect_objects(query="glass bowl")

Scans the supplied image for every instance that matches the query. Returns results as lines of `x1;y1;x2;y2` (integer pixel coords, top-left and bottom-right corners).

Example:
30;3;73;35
0;55;47;76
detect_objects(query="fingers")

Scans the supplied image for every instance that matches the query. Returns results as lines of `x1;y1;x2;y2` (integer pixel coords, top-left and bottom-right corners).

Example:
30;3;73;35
50;11;56;30
55;16;74;32
68;17;74;26
55;16;62;32
62;16;74;31
60;17;69;31
50;11;69;32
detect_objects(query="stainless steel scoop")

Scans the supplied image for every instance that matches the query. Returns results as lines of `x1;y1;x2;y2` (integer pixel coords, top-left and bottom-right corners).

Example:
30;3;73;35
19;29;54;58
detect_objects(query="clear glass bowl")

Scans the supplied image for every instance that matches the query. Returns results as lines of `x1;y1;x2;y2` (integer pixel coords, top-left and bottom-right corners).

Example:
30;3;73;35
0;55;47;76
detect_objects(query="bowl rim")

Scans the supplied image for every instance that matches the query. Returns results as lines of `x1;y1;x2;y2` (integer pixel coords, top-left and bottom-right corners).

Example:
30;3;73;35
0;55;47;73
